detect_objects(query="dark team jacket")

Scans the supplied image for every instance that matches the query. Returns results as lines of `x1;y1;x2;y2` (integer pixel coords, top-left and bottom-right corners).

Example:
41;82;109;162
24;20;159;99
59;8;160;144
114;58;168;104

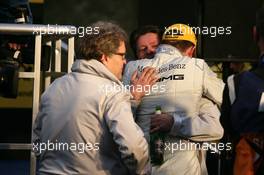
221;59;264;137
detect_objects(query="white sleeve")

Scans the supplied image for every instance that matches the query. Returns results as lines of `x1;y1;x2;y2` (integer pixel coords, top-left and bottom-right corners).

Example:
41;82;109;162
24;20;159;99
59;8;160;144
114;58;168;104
122;61;141;115
104;92;149;175
202;61;225;107
169;98;224;142
122;61;134;86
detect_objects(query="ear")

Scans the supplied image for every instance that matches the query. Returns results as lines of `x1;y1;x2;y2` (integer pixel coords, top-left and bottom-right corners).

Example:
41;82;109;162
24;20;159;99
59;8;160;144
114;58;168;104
100;54;109;66
185;46;196;57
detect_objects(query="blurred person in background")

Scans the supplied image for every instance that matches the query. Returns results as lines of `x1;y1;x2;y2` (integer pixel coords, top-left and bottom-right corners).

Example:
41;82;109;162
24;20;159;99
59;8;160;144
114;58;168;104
130;25;161;60
221;7;264;175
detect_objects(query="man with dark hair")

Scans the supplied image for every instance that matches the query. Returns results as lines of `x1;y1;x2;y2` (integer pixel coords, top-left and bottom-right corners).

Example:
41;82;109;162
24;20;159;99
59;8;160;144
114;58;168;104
221;7;264;175
130;25;161;59
33;21;158;175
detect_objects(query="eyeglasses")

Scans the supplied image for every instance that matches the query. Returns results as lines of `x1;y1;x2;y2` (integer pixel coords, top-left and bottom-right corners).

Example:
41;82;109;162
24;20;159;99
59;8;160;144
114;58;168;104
113;52;126;59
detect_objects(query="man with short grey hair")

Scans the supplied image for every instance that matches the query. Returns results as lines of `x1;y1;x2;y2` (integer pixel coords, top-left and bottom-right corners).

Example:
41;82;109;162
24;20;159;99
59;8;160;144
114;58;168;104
33;21;157;175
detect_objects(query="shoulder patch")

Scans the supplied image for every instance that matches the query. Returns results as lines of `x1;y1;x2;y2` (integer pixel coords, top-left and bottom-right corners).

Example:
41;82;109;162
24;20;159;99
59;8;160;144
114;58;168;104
259;92;264;112
156;46;176;55
227;74;236;105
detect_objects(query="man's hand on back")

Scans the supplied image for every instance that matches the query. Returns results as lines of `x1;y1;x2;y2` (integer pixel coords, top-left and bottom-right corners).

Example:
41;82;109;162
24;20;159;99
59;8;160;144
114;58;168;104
130;67;158;101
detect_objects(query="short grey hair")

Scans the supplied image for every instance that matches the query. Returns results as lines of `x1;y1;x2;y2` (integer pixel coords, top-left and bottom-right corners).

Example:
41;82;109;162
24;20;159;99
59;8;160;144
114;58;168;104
75;21;128;61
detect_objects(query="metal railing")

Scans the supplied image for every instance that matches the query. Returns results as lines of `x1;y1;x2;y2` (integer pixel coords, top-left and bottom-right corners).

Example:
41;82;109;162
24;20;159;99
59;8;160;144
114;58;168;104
0;23;76;175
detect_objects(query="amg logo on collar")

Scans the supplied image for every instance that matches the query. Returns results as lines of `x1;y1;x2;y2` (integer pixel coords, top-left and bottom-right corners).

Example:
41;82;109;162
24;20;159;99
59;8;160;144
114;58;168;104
157;74;184;82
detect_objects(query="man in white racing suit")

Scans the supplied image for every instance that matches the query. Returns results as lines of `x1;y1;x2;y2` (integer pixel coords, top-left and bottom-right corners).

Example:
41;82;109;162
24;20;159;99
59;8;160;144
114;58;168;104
123;23;225;175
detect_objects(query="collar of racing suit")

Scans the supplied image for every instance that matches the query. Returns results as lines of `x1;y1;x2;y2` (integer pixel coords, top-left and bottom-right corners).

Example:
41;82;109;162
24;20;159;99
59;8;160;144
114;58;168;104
155;44;184;60
71;59;123;86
